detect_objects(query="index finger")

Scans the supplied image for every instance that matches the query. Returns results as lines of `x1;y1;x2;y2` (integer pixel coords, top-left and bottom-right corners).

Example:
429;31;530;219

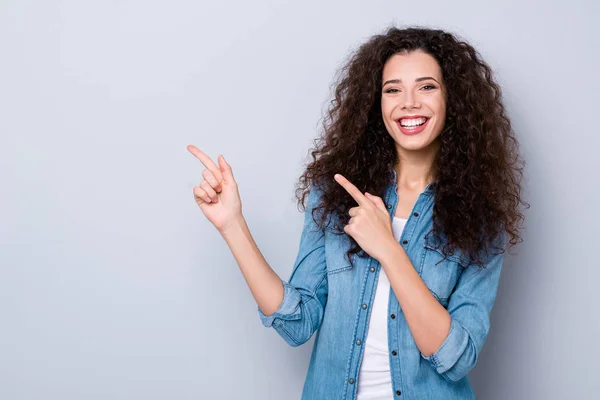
334;174;369;207
187;144;224;183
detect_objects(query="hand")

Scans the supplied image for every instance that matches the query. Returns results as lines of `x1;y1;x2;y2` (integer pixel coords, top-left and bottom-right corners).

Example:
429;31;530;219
333;173;396;261
187;144;243;234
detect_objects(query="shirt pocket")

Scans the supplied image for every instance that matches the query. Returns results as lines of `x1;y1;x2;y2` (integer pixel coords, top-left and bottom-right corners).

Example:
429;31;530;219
418;235;468;306
324;232;356;275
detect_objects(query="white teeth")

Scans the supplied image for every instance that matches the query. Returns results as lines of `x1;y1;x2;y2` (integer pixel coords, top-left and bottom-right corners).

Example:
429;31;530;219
399;117;427;127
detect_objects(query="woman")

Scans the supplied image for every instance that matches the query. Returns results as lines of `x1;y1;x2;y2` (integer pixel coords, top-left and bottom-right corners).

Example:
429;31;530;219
188;26;527;400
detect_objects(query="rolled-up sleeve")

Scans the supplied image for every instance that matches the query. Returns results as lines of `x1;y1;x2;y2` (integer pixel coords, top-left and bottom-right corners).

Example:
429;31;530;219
257;185;328;347
421;233;507;382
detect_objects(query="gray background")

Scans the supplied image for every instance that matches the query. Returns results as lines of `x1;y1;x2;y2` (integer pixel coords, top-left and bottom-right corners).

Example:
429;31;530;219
1;0;598;399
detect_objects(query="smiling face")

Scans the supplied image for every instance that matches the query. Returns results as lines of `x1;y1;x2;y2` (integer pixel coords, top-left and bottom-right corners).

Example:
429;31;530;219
381;50;447;154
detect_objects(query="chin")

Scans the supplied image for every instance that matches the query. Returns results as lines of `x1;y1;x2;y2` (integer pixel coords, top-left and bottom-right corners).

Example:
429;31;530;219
397;136;438;152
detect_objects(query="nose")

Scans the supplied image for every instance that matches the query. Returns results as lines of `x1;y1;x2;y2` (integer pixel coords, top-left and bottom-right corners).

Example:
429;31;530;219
402;91;420;110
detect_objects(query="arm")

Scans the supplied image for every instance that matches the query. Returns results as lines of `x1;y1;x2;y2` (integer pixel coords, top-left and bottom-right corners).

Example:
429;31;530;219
257;185;328;347
379;243;453;359
379;233;506;382
421;244;505;382
223;185;328;347
189;146;326;345
220;214;286;319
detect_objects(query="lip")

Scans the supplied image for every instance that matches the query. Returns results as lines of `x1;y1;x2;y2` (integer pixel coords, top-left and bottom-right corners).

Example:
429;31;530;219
396;115;430;121
395;116;430;135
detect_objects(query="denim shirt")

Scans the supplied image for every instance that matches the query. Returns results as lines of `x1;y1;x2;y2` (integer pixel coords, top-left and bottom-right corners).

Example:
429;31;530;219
258;168;506;400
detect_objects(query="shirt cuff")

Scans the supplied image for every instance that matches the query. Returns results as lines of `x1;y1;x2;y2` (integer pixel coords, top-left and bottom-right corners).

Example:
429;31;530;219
420;317;470;375
257;278;303;327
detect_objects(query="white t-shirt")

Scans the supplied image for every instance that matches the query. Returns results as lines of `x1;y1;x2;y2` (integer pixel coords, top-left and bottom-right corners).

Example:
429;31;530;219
356;215;407;399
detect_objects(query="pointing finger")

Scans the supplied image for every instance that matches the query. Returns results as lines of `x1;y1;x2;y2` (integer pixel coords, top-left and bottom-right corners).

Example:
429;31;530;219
187;145;224;184
334;174;369;207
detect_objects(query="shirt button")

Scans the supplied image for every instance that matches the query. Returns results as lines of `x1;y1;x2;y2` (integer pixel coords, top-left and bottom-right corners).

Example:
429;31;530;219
413;212;419;217
356;339;362;345
349;378;355;384
402;240;408;245
396;390;402;395
392;350;397;356
390;314;396;319
362;304;367;309
386;203;392;209
370;267;375;272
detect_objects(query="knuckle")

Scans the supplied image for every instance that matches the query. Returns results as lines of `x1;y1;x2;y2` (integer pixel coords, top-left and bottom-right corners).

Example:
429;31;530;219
202;170;214;182
200;181;214;193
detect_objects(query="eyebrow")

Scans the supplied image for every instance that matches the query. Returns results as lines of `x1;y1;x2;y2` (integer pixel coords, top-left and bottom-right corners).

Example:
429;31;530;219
382;76;440;87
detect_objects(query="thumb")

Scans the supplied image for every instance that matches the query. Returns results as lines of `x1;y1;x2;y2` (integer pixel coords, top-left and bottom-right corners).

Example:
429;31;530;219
365;192;387;213
218;154;235;184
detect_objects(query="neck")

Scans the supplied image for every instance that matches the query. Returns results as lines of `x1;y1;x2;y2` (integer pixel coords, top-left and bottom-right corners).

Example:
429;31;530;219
394;139;439;191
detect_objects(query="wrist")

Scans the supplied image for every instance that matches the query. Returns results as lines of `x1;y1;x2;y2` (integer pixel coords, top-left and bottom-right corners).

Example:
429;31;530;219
219;214;247;239
377;237;403;266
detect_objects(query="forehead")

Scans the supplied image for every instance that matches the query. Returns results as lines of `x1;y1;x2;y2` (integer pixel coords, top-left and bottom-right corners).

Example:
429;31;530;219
382;50;442;80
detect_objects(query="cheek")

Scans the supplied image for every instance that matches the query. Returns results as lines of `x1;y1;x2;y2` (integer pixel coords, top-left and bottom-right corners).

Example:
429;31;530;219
437;107;447;127
381;99;399;124
380;98;393;114
434;97;447;116
424;99;446;123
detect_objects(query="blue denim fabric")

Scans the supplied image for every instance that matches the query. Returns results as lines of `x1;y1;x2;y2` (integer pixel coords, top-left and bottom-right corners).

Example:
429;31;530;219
258;168;506;400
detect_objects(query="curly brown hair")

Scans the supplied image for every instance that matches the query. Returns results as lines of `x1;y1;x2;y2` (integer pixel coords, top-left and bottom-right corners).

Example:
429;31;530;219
295;25;529;269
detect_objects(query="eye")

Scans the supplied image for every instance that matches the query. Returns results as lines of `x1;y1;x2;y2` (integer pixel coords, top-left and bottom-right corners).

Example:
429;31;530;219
384;88;400;93
422;84;436;90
